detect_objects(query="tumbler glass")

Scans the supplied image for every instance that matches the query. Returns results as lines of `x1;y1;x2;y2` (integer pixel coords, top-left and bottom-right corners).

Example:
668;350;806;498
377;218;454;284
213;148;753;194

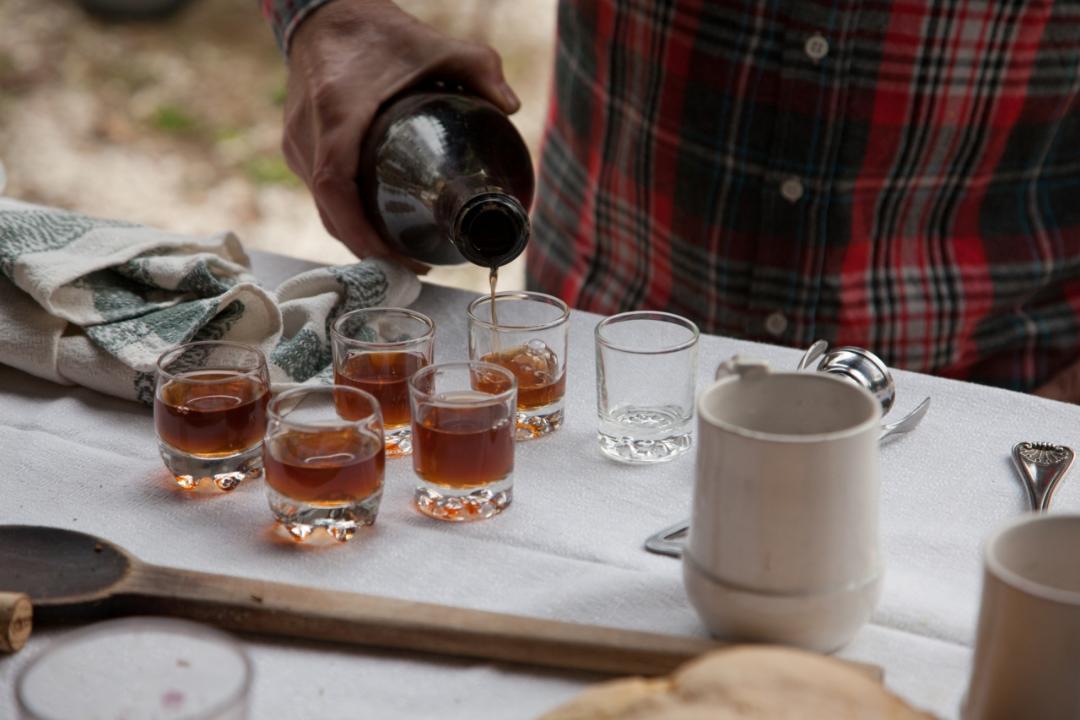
595;311;699;463
154;341;270;492
264;385;385;543
467;291;569;440
331;307;435;458
16;618;252;720
409;361;517;522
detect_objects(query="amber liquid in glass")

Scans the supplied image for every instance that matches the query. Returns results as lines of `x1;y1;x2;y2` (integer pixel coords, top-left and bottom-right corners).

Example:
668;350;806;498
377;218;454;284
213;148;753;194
412;399;514;488
480;268;564;409
155;371;268;456
335;351;427;428
480;345;565;410
265;428;385;504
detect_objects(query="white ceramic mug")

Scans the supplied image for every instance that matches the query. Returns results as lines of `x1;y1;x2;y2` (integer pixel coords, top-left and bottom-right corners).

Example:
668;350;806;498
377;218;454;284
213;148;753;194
962;514;1080;719
683;357;883;652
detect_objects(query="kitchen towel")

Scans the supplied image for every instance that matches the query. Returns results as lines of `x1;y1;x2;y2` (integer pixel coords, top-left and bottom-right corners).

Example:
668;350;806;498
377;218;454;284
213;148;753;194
0;196;419;402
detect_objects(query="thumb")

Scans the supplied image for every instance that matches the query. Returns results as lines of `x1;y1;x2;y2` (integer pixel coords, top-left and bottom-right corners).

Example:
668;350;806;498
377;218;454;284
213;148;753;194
437;41;521;115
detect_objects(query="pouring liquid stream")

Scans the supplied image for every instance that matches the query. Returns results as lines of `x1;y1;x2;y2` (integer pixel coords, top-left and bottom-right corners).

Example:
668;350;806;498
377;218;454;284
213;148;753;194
489;266;500;352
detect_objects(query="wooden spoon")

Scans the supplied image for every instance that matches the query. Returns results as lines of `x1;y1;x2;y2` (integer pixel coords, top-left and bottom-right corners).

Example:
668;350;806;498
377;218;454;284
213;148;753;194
0;524;720;676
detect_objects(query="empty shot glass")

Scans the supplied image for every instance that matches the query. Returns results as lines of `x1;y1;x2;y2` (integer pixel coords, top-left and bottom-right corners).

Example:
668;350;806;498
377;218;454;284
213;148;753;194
331;307;435;458
595;311;699;463
154;341;270;492
467;291;569;440
16;618;252;720
409;361;517;522
264;386;385;543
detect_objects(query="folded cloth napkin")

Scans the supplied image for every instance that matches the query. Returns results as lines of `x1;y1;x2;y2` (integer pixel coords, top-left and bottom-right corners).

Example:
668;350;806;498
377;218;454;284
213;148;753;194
0;197;420;403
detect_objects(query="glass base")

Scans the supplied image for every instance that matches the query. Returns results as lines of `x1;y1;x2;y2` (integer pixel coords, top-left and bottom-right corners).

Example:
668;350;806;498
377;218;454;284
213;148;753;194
413;478;512;522
515;406;563;441
597;431;692;464
267;486;380;543
158;441;262;492
598;405;692;464
385;427;413;458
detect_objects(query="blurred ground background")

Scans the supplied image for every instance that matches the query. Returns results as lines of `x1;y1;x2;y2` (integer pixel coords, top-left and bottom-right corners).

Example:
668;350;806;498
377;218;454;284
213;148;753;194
0;0;556;292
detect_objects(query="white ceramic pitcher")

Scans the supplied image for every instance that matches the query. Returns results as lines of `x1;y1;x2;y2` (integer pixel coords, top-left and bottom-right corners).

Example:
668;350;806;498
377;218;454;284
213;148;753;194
683;357;883;652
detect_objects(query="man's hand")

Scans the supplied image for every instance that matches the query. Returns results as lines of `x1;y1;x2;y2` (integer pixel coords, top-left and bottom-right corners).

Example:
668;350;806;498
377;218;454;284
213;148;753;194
283;0;520;259
1034;359;1080;404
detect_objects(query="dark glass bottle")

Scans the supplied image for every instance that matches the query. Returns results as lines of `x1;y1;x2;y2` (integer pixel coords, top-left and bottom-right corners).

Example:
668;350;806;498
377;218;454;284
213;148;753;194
357;91;534;267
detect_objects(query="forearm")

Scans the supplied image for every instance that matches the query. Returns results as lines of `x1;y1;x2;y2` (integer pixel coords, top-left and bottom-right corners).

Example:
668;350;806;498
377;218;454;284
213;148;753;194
259;0;337;52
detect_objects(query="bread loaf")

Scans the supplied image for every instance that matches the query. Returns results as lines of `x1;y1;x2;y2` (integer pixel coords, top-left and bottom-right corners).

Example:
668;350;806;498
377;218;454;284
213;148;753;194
540;646;934;719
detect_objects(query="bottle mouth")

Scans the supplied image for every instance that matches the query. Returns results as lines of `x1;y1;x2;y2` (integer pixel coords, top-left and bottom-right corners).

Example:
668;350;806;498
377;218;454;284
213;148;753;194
454;193;529;267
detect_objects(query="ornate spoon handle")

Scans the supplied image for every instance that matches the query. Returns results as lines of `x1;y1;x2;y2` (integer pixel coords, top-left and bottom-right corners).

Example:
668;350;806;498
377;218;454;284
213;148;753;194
1011;442;1075;511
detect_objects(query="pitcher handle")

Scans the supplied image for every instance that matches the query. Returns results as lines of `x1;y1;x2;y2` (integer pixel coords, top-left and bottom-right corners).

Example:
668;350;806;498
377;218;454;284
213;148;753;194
651;358;767;560
715;355;771;381
644;520;690;558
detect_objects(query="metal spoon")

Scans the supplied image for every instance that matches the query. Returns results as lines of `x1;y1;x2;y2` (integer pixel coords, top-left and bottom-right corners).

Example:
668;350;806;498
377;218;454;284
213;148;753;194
880;397;931;443
1011;442;1075;511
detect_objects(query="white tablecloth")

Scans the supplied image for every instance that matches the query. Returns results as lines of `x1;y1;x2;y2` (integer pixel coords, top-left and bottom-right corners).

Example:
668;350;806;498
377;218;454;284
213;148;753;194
3;250;1079;719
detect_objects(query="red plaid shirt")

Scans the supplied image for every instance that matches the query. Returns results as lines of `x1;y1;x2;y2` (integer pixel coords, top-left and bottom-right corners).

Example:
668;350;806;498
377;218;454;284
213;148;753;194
267;0;1080;392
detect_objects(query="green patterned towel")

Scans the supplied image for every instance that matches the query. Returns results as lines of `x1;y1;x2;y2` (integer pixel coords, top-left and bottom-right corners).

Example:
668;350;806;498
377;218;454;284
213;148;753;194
0;197;420;403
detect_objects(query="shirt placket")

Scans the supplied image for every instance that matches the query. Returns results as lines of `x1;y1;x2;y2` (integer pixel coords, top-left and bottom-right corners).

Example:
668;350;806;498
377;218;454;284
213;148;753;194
748;4;849;347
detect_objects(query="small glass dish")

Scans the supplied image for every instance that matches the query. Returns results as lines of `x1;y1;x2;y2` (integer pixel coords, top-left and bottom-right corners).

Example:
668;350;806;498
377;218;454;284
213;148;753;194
16;617;252;719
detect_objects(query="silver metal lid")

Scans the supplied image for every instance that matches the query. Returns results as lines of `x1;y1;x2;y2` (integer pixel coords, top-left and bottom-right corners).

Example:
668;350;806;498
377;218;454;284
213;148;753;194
798;341;895;415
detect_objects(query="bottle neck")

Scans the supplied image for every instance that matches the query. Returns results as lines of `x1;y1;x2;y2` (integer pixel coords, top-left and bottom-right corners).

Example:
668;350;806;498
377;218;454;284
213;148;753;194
441;180;530;268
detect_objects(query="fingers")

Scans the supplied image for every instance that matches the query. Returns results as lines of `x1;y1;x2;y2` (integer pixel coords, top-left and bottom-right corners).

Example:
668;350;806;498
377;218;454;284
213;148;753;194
284;79;388;259
311;158;389;259
281;71;313;180
435;41;521;114
291;124;390;259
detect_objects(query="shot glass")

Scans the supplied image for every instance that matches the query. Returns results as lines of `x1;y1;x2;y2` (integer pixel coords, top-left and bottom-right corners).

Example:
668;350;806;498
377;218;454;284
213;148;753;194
409;361;517;522
264;385;385;543
154;341;270;492
595;311;699;463
331;307;435;458
16;618;252;720
467;291;569;440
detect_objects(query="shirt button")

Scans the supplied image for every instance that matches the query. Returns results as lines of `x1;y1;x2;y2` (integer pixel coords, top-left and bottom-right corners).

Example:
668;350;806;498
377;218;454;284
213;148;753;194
804;34;829;61
780;176;804;203
765;311;788;337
